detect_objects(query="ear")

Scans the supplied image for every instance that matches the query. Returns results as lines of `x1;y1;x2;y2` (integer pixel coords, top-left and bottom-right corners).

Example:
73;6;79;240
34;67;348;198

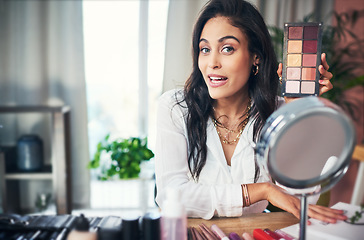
253;54;260;65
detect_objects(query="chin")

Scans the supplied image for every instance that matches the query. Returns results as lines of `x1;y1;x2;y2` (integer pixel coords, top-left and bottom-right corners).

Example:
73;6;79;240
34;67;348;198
207;88;227;100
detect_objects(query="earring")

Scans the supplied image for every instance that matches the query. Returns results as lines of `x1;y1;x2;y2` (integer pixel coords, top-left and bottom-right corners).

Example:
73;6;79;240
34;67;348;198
253;65;259;76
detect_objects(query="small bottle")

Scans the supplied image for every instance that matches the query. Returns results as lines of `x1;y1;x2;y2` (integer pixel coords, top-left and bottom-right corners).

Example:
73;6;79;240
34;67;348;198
67;214;97;240
142;212;160;240
160;188;187;240
122;216;140;240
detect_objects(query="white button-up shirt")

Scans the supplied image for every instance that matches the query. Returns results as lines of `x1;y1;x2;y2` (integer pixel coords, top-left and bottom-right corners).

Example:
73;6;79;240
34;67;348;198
155;89;272;219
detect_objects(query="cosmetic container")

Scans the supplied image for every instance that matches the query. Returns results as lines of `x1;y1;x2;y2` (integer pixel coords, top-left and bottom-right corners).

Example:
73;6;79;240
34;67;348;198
211;224;230;240
160;188;187;240
17;134;43;171
281;22;323;97
142;212;160;240
97;216;123;240
67;214;97;240
122;216;140;240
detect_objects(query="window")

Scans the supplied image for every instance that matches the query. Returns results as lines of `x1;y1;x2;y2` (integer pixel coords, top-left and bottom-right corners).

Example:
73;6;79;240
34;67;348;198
82;0;169;212
83;0;168;152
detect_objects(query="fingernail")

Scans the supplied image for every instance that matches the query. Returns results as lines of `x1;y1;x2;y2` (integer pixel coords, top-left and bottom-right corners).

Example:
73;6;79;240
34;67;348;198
319;80;324;84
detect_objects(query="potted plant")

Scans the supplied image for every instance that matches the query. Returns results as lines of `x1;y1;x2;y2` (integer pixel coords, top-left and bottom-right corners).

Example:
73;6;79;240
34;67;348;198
88;134;154;180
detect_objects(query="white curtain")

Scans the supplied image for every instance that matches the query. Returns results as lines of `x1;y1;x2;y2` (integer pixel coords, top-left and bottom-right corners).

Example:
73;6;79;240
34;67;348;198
162;0;334;92
162;0;208;92
0;0;89;210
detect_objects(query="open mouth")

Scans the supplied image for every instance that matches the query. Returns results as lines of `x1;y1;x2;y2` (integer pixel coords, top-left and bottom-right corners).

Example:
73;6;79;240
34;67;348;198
207;75;228;88
209;76;228;82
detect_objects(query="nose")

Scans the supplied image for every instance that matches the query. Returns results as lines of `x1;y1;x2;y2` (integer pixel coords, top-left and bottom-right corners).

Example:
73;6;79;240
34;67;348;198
208;51;221;69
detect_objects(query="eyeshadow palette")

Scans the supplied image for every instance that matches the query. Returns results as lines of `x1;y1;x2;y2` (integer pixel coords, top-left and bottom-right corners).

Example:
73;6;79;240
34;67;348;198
281;22;323;97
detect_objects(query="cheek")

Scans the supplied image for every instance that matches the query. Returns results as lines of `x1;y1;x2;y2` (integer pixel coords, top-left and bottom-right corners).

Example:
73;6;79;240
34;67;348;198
229;60;253;86
237;64;251;77
198;58;207;77
198;57;204;71
235;58;253;77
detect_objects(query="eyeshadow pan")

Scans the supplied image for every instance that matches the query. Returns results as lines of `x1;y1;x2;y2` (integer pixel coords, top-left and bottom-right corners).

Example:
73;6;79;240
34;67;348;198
302;54;317;66
303;40;317;53
286;81;300;93
301;81;316;94
302;68;316;80
304;26;318;39
287;54;301;66
287;40;302;53
287;68;301;80
282;22;322;97
289;27;302;39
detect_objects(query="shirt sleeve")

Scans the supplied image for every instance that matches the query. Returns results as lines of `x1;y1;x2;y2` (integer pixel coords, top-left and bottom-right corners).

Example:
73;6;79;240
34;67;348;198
154;90;244;219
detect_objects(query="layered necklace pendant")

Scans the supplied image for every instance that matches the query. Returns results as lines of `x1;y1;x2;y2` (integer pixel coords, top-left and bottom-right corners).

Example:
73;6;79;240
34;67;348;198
213;98;251;145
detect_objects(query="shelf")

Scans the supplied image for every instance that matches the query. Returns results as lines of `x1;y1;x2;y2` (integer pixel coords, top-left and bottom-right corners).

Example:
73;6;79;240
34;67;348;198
0;105;72;214
0;105;70;113
5;165;53;180
4;165;52;180
5;173;53;180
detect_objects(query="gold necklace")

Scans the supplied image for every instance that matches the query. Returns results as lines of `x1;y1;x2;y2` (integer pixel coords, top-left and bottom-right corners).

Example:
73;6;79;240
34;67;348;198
213;98;251;145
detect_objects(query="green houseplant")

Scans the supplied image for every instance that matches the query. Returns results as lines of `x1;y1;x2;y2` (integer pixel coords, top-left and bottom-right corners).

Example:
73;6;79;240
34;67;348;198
88;135;154;180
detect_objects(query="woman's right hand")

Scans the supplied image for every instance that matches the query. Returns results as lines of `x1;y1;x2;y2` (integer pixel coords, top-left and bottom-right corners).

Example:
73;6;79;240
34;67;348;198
265;182;347;224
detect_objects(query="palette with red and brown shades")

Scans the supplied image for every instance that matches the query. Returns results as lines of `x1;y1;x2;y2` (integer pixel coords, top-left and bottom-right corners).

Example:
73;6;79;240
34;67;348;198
281;22;323;97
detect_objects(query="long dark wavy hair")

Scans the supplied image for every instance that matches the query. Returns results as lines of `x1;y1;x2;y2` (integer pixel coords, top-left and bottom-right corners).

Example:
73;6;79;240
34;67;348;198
178;0;279;180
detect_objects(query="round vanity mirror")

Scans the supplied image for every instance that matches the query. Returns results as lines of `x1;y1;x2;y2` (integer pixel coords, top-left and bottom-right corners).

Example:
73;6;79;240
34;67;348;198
255;97;356;239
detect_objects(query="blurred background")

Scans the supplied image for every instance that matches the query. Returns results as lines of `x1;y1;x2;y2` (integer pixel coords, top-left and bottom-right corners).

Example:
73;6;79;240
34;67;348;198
0;0;362;216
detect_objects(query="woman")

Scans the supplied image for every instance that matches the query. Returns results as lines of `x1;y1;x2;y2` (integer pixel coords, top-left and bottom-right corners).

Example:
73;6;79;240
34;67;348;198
155;0;344;223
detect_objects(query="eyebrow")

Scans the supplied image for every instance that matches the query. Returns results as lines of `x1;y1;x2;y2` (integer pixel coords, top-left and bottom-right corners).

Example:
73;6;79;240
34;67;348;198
199;35;240;44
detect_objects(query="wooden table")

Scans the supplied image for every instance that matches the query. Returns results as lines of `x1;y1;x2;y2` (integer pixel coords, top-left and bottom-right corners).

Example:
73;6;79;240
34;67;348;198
351;144;364;205
188;212;299;237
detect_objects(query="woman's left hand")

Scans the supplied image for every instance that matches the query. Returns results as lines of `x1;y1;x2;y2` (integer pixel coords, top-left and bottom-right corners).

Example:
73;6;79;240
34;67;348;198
265;183;347;224
318;53;333;96
277;53;333;102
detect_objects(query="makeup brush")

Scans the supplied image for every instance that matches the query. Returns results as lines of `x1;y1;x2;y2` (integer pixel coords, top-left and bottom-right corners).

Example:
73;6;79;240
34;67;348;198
198;223;219;240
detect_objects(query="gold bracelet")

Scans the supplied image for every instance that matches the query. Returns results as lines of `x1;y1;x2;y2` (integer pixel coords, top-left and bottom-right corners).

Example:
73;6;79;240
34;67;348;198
242;184;247;206
242;184;251;207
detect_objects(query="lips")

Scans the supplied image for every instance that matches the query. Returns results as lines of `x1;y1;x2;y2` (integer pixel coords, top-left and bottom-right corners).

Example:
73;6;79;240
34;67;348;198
207;74;228;87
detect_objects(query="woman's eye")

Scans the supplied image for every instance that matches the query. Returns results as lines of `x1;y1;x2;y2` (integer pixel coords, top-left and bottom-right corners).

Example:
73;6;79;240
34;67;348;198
200;47;210;54
222;46;234;53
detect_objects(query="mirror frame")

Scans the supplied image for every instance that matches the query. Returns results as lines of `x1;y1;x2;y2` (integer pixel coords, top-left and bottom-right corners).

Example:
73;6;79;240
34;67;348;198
256;97;356;195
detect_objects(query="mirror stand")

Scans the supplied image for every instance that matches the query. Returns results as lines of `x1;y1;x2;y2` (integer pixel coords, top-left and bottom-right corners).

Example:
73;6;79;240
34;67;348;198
299;194;308;240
